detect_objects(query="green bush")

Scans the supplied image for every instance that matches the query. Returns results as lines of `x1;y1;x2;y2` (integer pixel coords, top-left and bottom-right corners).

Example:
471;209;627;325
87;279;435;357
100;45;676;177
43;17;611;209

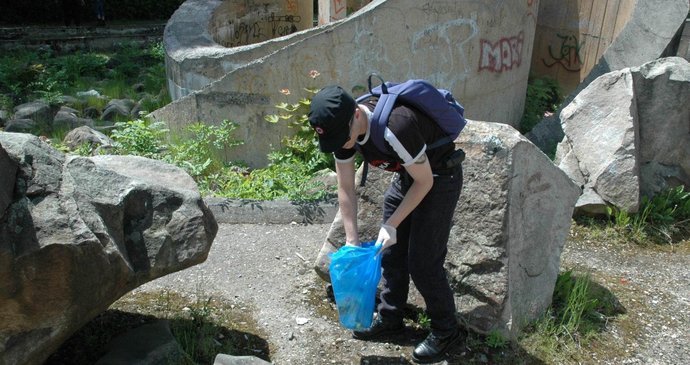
110;119;168;158
607;185;690;244
0;43;167;111
520;76;562;134
165;120;243;179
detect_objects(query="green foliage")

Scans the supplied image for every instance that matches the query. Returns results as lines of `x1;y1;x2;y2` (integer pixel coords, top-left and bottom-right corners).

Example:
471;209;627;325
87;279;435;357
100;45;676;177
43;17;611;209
0;43;168;112
416;311;431;330
607;186;690;243
110;119;168;158
165;120;243;179
551;271;599;336
523;270;621;362
520;76;562;134
485;330;508;349
519;271;625;364
265;82;334;174
207;159;333;202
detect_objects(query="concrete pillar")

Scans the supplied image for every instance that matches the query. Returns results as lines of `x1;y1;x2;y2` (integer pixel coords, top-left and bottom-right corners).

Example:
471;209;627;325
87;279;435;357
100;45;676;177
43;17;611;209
318;0;372;25
318;0;348;25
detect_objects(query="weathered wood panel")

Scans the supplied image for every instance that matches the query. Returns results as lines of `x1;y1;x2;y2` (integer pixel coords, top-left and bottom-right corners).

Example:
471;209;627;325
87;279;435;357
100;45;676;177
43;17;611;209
530;0;635;94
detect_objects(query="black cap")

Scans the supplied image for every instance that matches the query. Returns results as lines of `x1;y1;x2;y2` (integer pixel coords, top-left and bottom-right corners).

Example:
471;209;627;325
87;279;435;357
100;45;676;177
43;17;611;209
308;85;355;153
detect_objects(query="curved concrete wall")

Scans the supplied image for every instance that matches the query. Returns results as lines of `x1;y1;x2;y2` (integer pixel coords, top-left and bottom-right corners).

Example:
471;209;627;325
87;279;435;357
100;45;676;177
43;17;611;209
164;0;324;101
153;0;539;167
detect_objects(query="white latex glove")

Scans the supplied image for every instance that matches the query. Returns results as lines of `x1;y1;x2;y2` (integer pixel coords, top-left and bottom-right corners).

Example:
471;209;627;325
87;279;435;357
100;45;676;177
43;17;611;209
376;224;397;253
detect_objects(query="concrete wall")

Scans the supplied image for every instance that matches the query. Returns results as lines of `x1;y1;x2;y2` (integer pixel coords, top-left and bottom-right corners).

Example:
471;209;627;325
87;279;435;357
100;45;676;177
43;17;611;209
153;0;539;167
163;0;325;101
210;0;313;48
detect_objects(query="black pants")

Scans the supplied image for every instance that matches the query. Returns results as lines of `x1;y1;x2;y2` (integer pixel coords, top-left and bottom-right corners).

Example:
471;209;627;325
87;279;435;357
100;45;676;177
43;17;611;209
378;164;463;336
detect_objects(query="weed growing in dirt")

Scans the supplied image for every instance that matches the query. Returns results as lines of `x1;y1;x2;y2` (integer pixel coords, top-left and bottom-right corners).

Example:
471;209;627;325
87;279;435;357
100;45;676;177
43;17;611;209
520;270;625;363
607;186;690;245
45;290;271;364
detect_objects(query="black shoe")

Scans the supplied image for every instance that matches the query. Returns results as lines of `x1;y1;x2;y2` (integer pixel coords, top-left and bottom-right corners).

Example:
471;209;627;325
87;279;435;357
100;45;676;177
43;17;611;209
412;328;463;364
352;317;404;340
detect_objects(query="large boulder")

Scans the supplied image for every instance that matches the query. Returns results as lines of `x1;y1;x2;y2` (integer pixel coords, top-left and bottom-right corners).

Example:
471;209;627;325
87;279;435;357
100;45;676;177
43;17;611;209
0;132;218;365
555;68;640;214
314;121;580;337
12;101;57;134
556;57;690;214
52;106;94;131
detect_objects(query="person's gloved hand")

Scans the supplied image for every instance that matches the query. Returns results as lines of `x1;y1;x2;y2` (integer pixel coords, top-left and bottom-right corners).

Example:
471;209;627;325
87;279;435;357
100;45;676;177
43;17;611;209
376;224;397;254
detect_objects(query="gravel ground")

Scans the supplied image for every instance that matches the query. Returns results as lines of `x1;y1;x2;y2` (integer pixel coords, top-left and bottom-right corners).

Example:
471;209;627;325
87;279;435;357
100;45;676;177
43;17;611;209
135;223;690;365
560;239;690;365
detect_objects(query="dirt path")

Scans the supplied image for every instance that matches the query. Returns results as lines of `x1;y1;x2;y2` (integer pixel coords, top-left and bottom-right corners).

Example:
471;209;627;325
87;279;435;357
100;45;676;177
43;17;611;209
136;223;690;364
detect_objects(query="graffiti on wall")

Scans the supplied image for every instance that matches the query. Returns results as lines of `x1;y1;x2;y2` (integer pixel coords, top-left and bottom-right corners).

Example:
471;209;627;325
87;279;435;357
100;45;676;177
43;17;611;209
215;2;303;48
411;18;479;86
286;0;297;13
542;33;584;72
331;0;347;21
479;32;525;73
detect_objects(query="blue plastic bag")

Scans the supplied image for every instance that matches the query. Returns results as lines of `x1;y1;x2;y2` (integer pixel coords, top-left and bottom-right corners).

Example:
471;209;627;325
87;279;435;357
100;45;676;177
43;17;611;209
328;241;382;330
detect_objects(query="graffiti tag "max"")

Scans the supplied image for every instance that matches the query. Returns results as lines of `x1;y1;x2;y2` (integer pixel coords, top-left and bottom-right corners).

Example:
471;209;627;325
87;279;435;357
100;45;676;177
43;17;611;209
479;31;524;73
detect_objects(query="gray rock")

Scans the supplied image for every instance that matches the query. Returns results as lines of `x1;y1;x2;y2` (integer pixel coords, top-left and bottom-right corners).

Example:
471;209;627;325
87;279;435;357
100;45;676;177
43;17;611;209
214;354;272;365
62;125;115;150
52;107;94;131
314;121;580;337
556;57;690;214
76;89;102;98
0;143;17;214
13;100;56;132
529;0;690;156
556;68;641;213
102;98;136;121
0;132;218;365
83;106;102;119
4;118;41;133
634;57;690;197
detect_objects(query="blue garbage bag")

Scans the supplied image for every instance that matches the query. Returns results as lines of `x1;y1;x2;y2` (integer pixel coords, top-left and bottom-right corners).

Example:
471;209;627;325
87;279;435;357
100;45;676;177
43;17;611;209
328;241;382;330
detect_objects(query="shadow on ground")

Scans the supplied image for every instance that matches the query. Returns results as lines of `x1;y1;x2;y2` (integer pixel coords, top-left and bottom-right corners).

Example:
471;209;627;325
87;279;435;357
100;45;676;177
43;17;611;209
44;309;270;365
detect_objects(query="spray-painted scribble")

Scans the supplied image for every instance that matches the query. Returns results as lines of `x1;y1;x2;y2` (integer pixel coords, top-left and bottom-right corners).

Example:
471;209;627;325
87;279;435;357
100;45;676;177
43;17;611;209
286;0;297;13
411;18;479;86
542;33;583;72
479;32;524;73
331;0;347;21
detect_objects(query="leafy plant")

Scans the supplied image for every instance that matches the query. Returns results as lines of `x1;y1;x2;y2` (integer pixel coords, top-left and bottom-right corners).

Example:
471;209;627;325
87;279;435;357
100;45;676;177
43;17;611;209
485;330;508;349
520;76;562;134
265;70;334;174
416;311;431;330
165;120;243;179
606;186;690;243
110;119;168;158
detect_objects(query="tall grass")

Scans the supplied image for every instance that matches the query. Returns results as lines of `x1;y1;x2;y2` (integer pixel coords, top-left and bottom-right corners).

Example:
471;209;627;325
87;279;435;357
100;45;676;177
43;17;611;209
522;270;622;362
607;185;690;244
